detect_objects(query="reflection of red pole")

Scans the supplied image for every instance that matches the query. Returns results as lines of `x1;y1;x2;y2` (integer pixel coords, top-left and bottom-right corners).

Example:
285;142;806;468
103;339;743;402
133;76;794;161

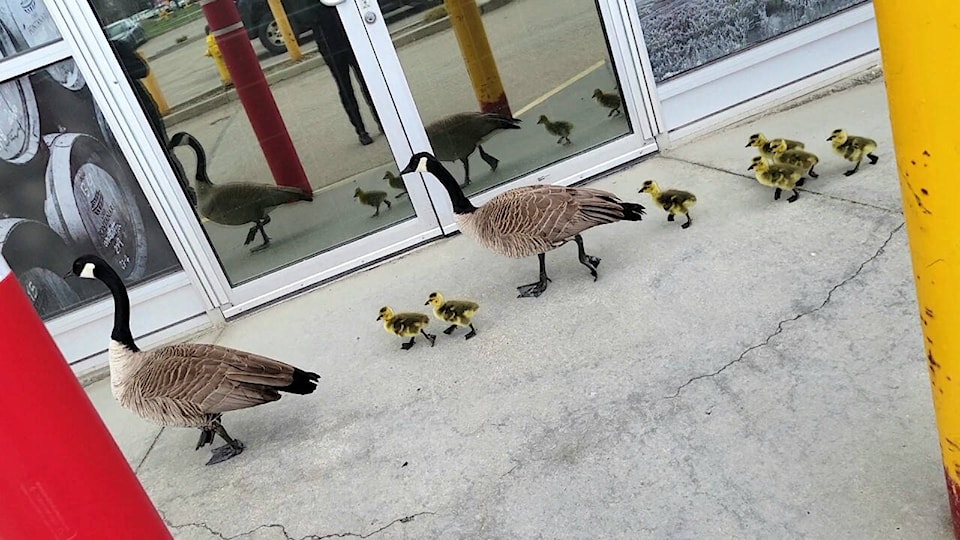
0;257;171;539
200;0;312;195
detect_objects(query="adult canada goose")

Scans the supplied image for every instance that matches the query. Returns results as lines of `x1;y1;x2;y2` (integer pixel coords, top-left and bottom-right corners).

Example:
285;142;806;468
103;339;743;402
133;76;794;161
425;112;521;186
400;152;647;298
67;255;320;465
169;132;313;252
827;128;879;176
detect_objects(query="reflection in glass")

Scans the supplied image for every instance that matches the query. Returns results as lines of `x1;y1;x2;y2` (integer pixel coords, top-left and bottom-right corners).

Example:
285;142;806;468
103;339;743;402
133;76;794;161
396;0;632;196
89;1;420;285
0;59;182;320
636;0;870;82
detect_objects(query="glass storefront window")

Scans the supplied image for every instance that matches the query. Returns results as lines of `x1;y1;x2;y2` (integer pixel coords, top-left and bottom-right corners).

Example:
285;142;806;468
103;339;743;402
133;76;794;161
637;0;870;82
0;0;62;53
0;58;182;320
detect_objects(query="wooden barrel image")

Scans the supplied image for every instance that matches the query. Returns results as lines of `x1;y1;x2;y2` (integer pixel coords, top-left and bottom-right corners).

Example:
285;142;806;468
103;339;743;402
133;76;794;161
0;0;85;90
0;21;40;164
43;133;148;281
0;217;80;318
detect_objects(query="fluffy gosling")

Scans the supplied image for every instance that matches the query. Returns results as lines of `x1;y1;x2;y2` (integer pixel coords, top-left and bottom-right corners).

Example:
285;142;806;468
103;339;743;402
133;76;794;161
638;180;697;229
354;187;392;217
592;89;622;117
537;115;573;145
383;171;409;198
827;128;879;176
745;133;805;158
748;156;803;203
377;306;435;350
770;139;820;179
425;291;479;340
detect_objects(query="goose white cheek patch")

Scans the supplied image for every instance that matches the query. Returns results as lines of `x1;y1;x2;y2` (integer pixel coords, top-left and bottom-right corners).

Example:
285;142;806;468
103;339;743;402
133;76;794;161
416;157;428;172
80;263;96;279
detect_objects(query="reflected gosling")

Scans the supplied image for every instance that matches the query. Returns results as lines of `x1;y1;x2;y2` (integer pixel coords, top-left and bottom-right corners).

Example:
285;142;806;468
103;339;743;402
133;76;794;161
537;115;573;145
592;89;622;117
354;187;392;217
383;171;409;198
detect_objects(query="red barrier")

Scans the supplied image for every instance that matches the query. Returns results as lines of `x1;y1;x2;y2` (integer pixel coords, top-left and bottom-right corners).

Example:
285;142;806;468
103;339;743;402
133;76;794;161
0;258;172;539
200;0;312;195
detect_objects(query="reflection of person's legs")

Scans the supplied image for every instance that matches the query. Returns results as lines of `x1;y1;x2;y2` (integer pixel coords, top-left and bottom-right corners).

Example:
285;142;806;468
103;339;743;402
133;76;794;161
327;52;371;145
349;55;382;132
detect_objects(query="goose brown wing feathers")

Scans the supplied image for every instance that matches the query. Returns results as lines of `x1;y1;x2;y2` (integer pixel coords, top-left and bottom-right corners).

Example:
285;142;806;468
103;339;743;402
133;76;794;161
137;343;312;414
467;185;639;258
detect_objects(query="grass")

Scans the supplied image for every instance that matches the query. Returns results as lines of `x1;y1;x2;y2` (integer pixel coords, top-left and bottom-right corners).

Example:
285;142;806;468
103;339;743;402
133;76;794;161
141;4;206;41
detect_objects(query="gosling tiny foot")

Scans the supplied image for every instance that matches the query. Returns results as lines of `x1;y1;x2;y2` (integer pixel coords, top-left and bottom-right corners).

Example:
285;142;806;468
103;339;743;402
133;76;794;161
443;324;458;335
681;219;692;229
809;169;819;178
774;188;782;201
667;214;675;222
464;325;477;340
787;191;800;203
401;338;415;350
868;153;879;164
206;440;244;466
422;331;436;347
844;169;857;177
796;178;805;187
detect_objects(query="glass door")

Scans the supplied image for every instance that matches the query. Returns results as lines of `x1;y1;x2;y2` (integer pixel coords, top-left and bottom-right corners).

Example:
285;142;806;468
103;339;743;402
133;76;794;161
65;0;451;315
349;0;659;229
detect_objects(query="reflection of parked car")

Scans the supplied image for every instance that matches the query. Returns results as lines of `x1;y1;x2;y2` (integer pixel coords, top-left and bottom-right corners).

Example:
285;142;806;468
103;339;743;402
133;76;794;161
236;0;441;56
106;18;147;49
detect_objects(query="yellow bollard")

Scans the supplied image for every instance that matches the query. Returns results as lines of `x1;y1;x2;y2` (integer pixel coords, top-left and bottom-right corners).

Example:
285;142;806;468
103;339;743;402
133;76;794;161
266;0;302;61
205;32;232;86
136;51;169;115
874;2;960;537
443;0;511;116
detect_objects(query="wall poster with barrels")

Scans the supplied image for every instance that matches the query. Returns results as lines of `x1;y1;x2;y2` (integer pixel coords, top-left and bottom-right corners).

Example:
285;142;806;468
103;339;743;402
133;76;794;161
0;2;182;320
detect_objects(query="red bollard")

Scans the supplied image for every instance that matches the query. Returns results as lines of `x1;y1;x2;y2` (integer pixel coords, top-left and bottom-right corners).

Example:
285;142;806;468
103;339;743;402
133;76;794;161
0;257;172;539
201;0;312;195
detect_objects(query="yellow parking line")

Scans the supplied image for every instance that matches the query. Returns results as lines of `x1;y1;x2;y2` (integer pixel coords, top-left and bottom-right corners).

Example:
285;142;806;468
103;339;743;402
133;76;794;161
513;60;607;117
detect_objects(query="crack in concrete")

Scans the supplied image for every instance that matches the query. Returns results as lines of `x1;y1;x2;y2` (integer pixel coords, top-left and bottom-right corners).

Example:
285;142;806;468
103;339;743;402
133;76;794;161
135;426;165;474
664;221;904;400
657;155;902;214
166;512;436;539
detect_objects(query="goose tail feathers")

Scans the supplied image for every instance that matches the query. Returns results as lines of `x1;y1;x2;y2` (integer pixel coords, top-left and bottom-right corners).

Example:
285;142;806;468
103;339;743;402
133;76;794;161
620;201;647;221
280;368;321;395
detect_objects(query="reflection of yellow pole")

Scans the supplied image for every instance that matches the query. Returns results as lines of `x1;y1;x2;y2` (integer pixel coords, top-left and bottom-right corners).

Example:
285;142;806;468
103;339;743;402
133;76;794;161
136;51;169;115
444;0;510;115
205;34;232;86
266;0;302;61
874;2;960;537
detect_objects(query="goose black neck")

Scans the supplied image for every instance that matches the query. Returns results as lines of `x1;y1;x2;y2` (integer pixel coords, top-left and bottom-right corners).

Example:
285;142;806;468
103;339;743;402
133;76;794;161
99;265;139;352
173;132;211;185
428;161;476;214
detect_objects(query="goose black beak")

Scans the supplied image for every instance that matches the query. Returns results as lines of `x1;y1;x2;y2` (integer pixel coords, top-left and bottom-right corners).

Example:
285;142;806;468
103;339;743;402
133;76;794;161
424;300;430;306
826;136;834;141
747;163;756;171
399;164;415;175
376;315;382;321
744;142;752;147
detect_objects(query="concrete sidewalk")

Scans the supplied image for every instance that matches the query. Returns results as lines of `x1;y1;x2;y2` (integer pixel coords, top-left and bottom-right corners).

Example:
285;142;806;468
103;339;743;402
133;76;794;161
86;71;951;538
